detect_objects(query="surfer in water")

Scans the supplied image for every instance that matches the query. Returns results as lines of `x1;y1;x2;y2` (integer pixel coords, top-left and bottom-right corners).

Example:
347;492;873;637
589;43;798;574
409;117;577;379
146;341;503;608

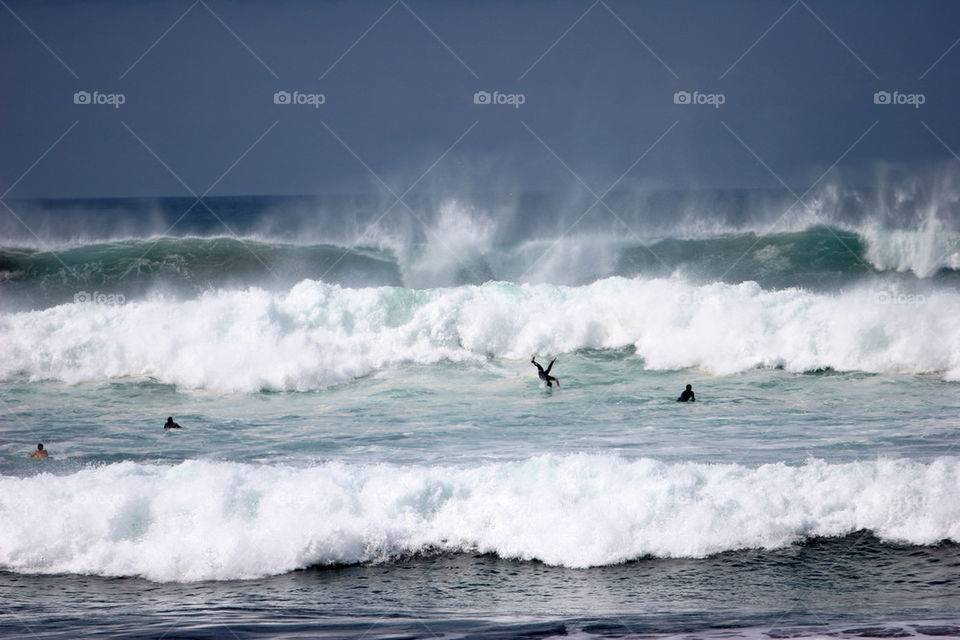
29;443;48;458
677;384;695;402
164;417;182;429
531;356;560;388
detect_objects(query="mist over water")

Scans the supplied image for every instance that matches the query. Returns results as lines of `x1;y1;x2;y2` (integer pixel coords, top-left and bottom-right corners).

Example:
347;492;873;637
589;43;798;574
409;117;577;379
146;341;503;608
4;168;960;390
4;166;960;638
7;0;960;635
3;163;960;311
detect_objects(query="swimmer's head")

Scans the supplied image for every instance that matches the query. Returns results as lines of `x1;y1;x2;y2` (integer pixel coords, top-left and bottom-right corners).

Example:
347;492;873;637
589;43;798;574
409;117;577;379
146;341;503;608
686;384;692;390
37;443;43;450
166;417;173;422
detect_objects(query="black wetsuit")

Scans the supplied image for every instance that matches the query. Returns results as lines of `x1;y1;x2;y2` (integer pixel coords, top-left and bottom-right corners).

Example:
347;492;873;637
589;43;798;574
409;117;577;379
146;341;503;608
164;420;182;429
677;389;695;402
532;358;559;388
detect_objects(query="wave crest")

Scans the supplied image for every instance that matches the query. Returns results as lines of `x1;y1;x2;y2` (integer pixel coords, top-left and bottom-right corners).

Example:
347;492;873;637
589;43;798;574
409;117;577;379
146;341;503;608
1;455;957;581
3;277;960;390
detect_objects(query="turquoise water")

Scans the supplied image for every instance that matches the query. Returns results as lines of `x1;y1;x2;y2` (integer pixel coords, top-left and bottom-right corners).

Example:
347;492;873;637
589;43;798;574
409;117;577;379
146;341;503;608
3;198;960;638
2;363;960;638
5;363;958;471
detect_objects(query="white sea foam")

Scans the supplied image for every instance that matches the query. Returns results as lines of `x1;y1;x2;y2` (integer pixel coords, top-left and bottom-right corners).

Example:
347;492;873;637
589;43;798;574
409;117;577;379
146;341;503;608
860;222;960;278
3;277;960;391
1;455;958;581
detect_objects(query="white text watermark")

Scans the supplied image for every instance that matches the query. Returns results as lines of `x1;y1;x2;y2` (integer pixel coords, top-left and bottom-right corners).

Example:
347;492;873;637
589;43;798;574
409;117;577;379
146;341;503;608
74;291;126;306
873;90;924;108
673;90;725;108
273;90;325;108
674;291;712;306
73;91;125;108
874;291;925;307
473;90;525;108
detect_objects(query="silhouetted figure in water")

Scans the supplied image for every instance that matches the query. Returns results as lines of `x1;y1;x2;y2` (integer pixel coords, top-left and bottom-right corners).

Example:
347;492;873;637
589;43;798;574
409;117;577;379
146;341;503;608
677;384;695;402
29;443;48;458
164;417;182;429
531;356;560;388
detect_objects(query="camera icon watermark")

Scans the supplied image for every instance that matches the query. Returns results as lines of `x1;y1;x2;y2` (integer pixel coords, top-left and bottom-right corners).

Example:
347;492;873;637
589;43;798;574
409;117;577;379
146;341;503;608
74;291;126;306
73;90;126;109
873;291;925;307
473;90;525;109
673;90;725;108
273;90;325;108
873;90;924;108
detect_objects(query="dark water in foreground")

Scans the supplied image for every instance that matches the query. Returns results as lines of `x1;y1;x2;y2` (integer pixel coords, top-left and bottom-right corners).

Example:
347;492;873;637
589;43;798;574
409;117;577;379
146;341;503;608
4;193;960;638
3;535;959;639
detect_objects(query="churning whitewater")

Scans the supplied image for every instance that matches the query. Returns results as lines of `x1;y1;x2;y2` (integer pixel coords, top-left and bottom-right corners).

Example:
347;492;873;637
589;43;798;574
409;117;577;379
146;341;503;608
3;276;960;391
2;455;958;582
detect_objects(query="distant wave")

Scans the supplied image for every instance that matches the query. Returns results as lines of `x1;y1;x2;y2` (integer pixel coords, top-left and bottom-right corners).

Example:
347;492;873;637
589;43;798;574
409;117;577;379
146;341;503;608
860;222;960;278
3;225;960;311
0;237;403;310
2;276;959;391
1;455;957;581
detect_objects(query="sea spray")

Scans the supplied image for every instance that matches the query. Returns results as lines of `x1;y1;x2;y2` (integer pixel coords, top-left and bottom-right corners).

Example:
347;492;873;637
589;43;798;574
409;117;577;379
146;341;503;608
3;276;960;391
1;454;958;581
5;223;960;312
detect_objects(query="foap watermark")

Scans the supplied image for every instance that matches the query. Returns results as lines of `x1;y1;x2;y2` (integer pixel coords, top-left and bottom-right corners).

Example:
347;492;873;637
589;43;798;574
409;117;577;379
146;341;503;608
74;291;126;306
273;90;326;108
674;290;711;306
673;90;725;108
874;291;925;307
873;90;925;108
473;90;525;108
73;90;126;109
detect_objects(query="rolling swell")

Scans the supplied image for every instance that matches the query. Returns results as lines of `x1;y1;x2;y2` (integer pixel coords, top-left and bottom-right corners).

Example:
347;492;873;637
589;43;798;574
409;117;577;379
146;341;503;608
0;238;402;310
620;226;872;288
3;226;960;311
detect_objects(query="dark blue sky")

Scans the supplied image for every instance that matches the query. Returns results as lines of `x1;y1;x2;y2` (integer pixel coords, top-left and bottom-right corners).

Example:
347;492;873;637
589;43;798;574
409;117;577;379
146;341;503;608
2;0;959;198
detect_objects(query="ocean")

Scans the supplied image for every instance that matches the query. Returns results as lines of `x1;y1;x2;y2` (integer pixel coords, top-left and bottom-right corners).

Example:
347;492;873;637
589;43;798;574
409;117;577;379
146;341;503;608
1;191;960;639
